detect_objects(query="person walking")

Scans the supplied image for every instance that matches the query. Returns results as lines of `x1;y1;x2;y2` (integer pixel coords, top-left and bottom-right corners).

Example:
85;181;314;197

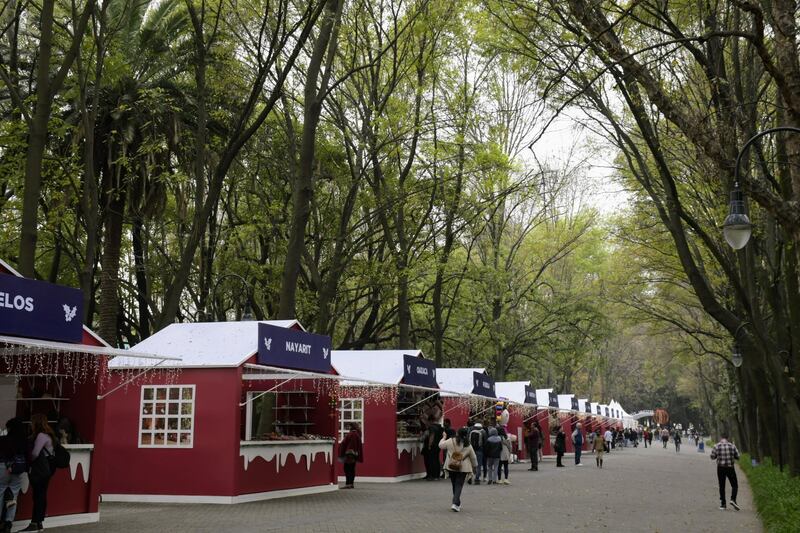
484;427;502;484
338;422;363;489
661;428;669;449
0;418;27;533
554;428;566;467
603;428;613;453
468;423;484;484
587;427;596;453
674;429;682;453
572;423;584;466
710;433;740;511
498;428;511;484
593;429;605;468
643;429;650;448
421;422;443;480
647;429;653;447
439;427;477;512
22;414;55;532
525;423;540;471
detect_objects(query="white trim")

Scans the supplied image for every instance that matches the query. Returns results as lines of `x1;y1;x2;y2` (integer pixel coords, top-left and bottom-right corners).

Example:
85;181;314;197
336;473;426;483
102;484;338;504
0;335;180;361
12;511;99;529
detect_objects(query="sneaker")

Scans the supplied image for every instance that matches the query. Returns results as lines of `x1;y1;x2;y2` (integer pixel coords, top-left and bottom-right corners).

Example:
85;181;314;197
20;524;42;532
731;501;740;511
576;463;583;467
451;504;458;512
454;505;461;512
719;505;726;510
467;478;472;485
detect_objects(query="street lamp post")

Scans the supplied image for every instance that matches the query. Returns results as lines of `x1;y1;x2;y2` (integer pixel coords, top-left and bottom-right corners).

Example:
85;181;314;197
210;273;254;321
723;126;800;250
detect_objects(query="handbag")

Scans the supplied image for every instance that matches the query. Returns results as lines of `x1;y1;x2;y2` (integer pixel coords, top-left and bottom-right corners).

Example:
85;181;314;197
28;451;52;483
344;449;358;464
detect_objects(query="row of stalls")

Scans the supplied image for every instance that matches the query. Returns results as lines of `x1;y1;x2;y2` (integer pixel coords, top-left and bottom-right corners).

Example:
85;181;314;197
0;260;628;527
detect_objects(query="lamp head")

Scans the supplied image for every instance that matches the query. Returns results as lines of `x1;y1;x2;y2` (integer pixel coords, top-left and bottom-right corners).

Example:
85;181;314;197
723;189;752;250
732;342;743;368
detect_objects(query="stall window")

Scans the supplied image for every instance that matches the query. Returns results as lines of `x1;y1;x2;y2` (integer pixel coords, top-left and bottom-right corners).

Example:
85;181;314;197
338;398;364;441
139;385;195;448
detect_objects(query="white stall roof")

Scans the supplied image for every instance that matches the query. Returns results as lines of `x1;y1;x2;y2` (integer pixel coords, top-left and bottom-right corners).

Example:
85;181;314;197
494;381;530;404
110;320;303;369
557;394;574;410
437;368;486;396
591;402;601;414
331;349;424;386
535;388;553;407
578;399;589;412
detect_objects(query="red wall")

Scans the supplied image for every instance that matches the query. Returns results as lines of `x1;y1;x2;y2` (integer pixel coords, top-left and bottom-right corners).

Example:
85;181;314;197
443;397;469;429
101;367;242;497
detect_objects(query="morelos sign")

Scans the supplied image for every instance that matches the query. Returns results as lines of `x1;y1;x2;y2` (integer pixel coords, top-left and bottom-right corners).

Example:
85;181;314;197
0;274;83;343
257;323;332;373
471;371;495;397
548;392;558;408
402;354;437;388
524;385;536;405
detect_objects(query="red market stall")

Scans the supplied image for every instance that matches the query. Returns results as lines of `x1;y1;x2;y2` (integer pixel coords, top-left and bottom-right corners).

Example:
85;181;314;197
330;350;439;482
494;381;537;460
0;259;175;529
101;320;339;503
436;369;497;429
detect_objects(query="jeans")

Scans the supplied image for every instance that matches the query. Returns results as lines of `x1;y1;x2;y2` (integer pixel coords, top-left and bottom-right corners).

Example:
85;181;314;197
343;462;356;486
498;460;509;479
575;447;582;464
474;450;484;481
449;471;467;506
31;475;51;524
481;452;488;478
717;466;738;505
486;457;500;482
0;469;22;522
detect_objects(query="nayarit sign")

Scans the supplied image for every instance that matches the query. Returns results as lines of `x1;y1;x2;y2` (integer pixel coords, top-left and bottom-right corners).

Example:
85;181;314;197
402;354;437;388
524;385;536;404
0;274;83;343
257;323;332;373
471;371;495;397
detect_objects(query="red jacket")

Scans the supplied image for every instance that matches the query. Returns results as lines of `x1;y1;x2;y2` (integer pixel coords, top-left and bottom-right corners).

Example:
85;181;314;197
339;430;363;463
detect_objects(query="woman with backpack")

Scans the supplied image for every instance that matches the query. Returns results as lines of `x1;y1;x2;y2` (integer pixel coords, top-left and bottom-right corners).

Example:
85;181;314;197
22;414;56;532
0;418;27;532
439;427;477;512
338;423;363;489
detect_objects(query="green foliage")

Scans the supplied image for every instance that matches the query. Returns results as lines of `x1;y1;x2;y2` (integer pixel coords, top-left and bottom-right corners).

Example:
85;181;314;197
740;454;800;533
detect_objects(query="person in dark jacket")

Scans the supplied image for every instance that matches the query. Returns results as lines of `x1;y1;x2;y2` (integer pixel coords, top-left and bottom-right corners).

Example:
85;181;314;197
525;423;541;471
422;422;444;480
572;422;584;466
338;423;363;489
554;428;566;467
0;418;26;533
484;427;502;484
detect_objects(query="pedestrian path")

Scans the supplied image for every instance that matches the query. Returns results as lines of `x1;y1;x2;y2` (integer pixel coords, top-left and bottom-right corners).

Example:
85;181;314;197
78;444;761;532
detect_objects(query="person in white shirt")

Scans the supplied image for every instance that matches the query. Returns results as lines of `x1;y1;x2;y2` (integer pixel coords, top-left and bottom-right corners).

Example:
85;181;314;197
603;429;613;453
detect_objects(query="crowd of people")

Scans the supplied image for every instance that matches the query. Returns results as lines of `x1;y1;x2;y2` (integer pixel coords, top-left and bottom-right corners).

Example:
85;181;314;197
339;419;740;514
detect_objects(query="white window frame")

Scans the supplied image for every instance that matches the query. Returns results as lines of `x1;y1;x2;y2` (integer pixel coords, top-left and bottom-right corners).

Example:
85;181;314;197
138;385;196;448
338;398;364;442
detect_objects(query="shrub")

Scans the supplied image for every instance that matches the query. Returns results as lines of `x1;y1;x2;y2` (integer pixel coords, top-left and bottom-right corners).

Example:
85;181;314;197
740;453;800;533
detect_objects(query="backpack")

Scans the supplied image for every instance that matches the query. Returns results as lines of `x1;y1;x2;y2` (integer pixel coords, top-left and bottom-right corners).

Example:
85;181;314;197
469;430;483;451
53;442;70;469
448;449;464;470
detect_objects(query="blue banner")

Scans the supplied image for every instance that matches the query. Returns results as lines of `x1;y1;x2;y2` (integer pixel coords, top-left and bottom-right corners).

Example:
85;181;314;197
402;354;437;388
0;274;83;343
605;406;609;417
596;405;601;415
548;392;558;408
585;400;591;413
524;385;536;404
257;323;332;373
570;397;579;411
471;371;495;397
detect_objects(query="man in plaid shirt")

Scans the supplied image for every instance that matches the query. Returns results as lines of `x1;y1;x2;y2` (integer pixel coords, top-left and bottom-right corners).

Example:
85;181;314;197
710;432;740;510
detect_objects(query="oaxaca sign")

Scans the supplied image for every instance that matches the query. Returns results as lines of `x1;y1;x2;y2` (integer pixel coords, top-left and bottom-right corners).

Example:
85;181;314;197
570;397;579;411
257;323;332;373
0;274;83;343
524;385;537;404
472;371;495;397
402;354;437;388
548;391;559;408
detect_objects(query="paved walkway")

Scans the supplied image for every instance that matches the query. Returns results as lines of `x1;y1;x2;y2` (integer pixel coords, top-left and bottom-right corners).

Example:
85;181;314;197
70;444;761;532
